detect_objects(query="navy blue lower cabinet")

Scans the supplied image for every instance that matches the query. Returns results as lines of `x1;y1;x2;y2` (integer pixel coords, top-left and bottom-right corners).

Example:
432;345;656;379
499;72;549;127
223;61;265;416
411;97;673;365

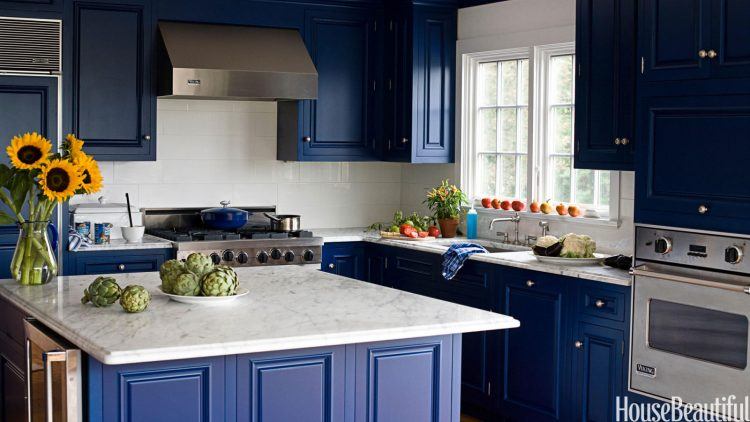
321;242;366;280
236;346;347;422
90;356;226;421
354;334;461;422
0;356;24;422
499;269;569;422
66;248;174;276
386;246;441;296
365;243;390;286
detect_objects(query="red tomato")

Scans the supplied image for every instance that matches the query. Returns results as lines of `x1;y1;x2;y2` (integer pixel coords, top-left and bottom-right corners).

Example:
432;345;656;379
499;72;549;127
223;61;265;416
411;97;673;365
427;226;440;237
402;226;416;237
418;231;428;238
408;230;419;238
399;224;413;235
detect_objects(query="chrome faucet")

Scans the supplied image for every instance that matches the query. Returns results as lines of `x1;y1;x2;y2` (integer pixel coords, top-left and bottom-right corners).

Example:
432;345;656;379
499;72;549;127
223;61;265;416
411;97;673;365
489;212;521;244
539;221;550;237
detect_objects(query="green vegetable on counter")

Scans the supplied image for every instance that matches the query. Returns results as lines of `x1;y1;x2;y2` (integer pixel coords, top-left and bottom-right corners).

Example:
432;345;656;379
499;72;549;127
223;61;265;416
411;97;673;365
172;272;201;296
185;252;214;279
201;268;236;297
81;276;122;307
119;285;151;313
559;233;597;258
159;259;186;293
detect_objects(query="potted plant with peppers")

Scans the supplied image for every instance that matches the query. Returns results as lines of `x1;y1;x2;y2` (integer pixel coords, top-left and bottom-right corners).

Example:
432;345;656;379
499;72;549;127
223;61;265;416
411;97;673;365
1;133;103;285
424;180;468;238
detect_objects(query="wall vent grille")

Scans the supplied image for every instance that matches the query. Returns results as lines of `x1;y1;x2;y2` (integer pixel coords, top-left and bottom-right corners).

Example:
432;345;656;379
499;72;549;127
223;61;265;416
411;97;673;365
0;17;61;73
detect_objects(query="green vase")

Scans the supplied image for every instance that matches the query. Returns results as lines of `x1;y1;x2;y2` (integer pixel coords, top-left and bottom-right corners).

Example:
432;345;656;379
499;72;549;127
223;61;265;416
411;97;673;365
11;221;57;285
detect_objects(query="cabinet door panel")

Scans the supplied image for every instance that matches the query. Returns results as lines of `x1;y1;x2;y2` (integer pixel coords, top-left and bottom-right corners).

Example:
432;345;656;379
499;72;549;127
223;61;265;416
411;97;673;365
321;242;365;280
572;323;624;422
635;94;750;233
1;358;25;422
575;0;635;170
70;0;154;160
302;9;374;160
712;0;750;77
640;0;711;81
72;250;169;275
0;0;61;13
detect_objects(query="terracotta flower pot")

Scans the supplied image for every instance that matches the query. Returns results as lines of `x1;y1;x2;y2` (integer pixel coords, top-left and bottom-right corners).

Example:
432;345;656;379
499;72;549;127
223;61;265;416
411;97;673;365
438;218;459;238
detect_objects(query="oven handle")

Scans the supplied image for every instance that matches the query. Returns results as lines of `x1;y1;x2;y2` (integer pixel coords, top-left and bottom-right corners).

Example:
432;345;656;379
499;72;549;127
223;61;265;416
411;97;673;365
631;265;750;295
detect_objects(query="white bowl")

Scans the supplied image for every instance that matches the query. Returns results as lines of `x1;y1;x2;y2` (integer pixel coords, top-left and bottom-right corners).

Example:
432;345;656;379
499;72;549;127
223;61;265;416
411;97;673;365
121;226;145;243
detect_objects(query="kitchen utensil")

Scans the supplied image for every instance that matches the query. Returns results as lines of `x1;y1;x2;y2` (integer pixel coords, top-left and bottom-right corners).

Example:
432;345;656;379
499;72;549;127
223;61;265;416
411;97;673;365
531;251;607;266
159;286;249;305
121;226;145;243
201;201;249;230
264;213;301;232
125;193;133;227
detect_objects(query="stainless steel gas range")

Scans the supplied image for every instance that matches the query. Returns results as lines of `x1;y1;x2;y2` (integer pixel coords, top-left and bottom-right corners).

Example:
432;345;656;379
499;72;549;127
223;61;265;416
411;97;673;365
144;207;322;267
630;225;750;415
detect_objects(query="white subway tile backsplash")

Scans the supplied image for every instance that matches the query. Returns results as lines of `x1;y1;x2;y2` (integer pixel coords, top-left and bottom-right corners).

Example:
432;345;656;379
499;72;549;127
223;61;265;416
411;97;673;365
113;161;163;184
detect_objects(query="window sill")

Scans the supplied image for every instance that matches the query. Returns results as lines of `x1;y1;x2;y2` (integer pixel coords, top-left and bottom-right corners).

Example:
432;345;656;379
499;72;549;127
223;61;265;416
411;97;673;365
471;207;620;228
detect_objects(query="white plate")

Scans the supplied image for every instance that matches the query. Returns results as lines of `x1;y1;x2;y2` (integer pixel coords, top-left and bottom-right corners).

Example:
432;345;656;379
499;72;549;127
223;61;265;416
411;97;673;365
531;252;608;266
159;286;249;305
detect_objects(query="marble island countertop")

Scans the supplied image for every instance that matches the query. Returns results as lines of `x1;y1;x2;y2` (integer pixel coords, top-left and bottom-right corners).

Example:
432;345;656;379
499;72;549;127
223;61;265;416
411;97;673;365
314;227;631;286
0;265;518;365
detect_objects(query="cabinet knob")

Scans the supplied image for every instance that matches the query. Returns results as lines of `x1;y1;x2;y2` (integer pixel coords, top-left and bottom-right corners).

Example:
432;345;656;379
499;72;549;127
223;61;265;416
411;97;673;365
303;136;312;143
707;49;717;59
698;204;709;214
328;263;335;269
526;280;535;287
143;135;151;141
401;138;409;144
620;137;630;145
614;138;621;145
574;340;583;349
698;49;708;59
118;264;126;271
595;299;606;308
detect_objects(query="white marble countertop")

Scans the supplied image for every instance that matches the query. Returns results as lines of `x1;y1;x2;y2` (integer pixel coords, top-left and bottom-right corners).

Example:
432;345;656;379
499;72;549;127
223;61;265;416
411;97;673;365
0;265;518;365
71;234;173;252
314;227;631;286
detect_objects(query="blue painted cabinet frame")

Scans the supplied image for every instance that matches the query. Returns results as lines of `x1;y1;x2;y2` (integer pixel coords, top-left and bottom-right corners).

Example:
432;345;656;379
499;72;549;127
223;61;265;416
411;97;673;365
64;0;156;161
574;0;636;170
0;0;62;13
65;248;174;276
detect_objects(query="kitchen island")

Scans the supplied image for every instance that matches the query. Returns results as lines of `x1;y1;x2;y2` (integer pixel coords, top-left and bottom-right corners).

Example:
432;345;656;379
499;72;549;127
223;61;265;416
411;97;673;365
0;265;518;421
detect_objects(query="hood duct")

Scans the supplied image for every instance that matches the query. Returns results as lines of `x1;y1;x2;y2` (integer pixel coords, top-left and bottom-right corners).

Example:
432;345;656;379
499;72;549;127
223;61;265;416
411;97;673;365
157;21;317;101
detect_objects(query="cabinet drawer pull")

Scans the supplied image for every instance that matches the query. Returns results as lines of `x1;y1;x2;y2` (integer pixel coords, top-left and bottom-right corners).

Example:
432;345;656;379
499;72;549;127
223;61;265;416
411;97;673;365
614;138;621;145
698;49;708;58
118;264;126;271
707;49;717;59
595;299;606;308
698;205;709;214
328;263;335;269
526;280;535;287
620;137;629;145
302;136;312;143
142;135;151;141
401;138;409;144
574;340;583;349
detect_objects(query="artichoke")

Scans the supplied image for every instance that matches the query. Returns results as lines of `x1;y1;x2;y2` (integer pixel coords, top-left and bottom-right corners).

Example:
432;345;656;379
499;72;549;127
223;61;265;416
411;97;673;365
81;277;122;307
172;272;201;296
201;269;236;296
159;259;186;293
185;253;214;279
214;265;238;291
119;285;150;313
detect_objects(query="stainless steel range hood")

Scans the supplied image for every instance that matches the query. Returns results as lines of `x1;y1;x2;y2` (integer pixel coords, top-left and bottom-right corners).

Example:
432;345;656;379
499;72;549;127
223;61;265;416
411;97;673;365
157;21;317;101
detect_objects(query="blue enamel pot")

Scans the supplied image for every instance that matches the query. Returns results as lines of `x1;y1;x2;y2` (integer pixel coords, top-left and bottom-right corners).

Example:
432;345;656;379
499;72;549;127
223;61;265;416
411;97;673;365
200;201;249;230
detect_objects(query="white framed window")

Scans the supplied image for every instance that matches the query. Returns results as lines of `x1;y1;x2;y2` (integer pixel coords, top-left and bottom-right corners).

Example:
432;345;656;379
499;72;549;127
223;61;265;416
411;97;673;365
461;43;619;220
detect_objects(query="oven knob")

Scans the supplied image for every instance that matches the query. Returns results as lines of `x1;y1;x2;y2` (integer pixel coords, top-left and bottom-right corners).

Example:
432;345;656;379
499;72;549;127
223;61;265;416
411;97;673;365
222;250;235;262
303;250;315;262
654;237;672;255
270;249;282;260
284;251;295;262
210;253;221;265
237;251;249;264
257;251;269;264
725;246;744;265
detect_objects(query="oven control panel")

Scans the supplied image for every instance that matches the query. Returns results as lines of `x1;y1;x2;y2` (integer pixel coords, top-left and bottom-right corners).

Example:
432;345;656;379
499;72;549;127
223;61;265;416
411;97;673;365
635;226;750;273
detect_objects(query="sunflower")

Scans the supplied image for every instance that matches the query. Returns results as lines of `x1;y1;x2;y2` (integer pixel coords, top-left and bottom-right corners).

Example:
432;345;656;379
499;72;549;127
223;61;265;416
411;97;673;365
65;134;86;162
39;159;84;202
76;154;103;194
6;132;51;170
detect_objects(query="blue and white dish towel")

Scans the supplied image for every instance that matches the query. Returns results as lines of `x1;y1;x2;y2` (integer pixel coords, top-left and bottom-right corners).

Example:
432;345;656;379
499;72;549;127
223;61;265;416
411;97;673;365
442;243;488;280
68;227;92;251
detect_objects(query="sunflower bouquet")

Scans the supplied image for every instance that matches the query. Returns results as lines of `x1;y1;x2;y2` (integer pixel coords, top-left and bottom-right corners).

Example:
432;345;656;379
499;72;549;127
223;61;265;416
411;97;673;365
2;132;103;285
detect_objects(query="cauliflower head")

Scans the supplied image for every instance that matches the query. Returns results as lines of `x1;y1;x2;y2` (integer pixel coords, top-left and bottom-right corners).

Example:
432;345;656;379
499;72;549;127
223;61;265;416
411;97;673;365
560;233;596;258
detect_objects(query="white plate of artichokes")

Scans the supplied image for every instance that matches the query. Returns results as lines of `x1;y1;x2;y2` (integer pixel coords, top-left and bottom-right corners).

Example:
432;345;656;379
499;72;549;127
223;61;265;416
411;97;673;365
158;253;245;305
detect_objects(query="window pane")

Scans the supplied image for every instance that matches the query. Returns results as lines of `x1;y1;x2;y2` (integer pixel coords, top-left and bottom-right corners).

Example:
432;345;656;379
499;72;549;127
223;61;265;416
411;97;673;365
478;62;498;106
575;169;595;205
550;106;573;154
518;107;528;151
518;59;529;105
551;156;572;202
478;109;497;152
501;60;518;106
477;154;497;196
519;155;528;199
500;155;517;198
500;108;518;152
549;55;573;105
598;171;610;207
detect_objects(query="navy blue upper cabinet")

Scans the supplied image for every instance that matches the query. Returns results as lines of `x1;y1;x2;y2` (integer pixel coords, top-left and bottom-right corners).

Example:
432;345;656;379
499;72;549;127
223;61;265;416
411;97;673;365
278;6;378;161
574;0;636;171
66;0;156;161
382;3;456;163
0;0;61;13
635;93;750;234
639;0;750;82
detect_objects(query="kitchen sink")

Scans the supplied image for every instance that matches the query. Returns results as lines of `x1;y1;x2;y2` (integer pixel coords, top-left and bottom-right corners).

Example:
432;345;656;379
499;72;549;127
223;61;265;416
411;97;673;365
483;246;518;253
